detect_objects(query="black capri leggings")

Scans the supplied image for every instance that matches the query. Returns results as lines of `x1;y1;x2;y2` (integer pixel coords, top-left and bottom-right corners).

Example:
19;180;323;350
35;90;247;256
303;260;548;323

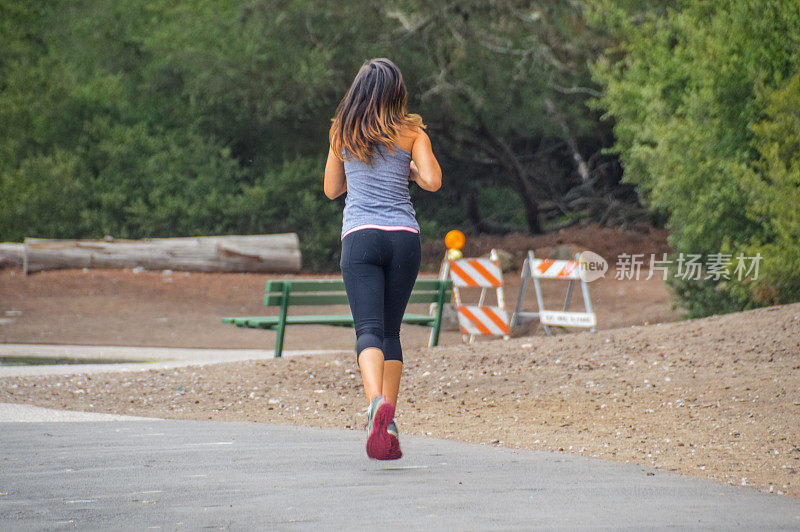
340;229;421;363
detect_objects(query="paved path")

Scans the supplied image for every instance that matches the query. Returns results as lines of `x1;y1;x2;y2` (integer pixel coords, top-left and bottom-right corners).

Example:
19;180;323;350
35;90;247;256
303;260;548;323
0;344;346;377
1;416;799;530
0;402;163;423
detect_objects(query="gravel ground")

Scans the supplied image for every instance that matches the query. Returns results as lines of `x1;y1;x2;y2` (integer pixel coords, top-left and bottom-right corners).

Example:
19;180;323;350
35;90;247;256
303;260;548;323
1;303;798;499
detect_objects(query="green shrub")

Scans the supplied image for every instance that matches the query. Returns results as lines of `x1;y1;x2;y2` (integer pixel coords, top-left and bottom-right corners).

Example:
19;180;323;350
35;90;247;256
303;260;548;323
591;0;800;316
745;71;800;305
232;157;342;271
0;150;89;241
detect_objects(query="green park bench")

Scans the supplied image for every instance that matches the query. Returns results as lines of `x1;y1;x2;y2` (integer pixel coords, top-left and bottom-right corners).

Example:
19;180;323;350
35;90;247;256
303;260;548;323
222;278;453;357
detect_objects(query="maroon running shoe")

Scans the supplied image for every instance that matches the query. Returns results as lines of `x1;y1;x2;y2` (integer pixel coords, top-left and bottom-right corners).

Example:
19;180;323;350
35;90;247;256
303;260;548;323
366;396;399;460
387;420;403;460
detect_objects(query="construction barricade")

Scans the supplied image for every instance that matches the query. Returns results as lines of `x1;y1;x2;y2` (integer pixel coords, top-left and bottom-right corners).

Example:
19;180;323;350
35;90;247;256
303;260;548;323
446;249;511;343
511;250;597;336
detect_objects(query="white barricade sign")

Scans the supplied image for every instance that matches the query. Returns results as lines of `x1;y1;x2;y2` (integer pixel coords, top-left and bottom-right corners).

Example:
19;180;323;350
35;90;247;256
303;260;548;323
540;310;597;328
511;250;597;336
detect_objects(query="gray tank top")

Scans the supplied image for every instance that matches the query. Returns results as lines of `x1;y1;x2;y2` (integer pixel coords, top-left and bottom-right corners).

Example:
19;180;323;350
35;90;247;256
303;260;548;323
341;144;419;238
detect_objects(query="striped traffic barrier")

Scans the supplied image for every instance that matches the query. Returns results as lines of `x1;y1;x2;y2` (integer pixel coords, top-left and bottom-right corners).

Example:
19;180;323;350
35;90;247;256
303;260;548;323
448;250;510;342
532;259;581;280
449;258;503;287
457;305;511;336
511;250;597;336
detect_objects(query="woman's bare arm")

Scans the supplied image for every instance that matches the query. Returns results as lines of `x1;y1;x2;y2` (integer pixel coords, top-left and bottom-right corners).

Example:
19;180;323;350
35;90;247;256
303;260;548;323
323;147;347;199
410;130;442;192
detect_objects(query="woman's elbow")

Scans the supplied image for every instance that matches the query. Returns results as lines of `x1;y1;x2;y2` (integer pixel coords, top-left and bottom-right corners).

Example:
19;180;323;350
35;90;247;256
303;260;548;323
424;171;442;192
323;180;344;199
324;187;342;199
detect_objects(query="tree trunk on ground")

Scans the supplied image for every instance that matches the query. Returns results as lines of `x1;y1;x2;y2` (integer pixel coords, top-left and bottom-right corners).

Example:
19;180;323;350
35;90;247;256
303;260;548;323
18;234;302;274
0;243;24;268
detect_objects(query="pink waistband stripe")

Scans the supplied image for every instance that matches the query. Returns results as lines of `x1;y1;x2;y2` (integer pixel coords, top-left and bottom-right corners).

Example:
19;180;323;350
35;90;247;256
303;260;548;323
342;224;420;239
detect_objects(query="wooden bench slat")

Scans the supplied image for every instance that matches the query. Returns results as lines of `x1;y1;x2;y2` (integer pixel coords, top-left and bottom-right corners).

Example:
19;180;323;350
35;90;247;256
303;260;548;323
400;313;437;324
265;279;447;290
264;292;448;306
264;281;451;306
223;313;436;330
265;279;449;296
222;317;278;329
408;279;447;290
263;292;450;306
406;292;448;304
245;315;354;328
265;280;345;292
264;293;350;306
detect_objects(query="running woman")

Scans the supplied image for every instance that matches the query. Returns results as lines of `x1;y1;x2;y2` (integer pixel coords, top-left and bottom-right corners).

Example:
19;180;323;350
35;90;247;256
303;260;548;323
324;58;442;460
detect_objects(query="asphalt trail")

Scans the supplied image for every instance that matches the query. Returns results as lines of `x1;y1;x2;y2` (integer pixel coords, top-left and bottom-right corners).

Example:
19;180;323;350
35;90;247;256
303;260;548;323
1;419;799;530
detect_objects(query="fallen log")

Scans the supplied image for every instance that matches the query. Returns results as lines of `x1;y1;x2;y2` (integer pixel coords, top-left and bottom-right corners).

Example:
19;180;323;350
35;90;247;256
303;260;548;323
0;243;24;268
18;234;302;274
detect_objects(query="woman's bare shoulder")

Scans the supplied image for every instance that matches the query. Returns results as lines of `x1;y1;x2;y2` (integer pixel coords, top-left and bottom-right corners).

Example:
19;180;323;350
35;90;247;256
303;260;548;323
396;126;425;152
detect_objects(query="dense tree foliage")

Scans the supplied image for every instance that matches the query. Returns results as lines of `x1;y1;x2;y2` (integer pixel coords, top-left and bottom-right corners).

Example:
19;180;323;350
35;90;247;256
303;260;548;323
387;1;630;234
1;0;621;269
590;0;800;316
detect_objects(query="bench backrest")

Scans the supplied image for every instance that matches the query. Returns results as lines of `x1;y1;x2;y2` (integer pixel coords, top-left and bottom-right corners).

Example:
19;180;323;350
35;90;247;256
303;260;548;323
264;279;452;307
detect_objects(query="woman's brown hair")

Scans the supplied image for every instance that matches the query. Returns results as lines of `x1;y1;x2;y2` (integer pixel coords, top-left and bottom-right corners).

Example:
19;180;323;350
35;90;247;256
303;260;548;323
330;58;424;163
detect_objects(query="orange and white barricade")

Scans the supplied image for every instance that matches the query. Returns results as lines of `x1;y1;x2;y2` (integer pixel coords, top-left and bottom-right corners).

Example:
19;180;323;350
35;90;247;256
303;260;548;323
447;249;510;343
511;251;596;336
